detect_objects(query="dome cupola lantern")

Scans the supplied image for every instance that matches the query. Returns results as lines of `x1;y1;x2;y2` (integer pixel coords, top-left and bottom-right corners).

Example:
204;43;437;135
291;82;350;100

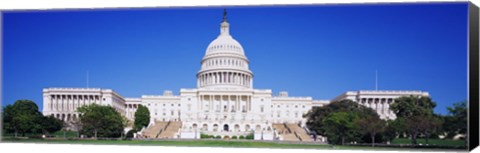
220;9;230;36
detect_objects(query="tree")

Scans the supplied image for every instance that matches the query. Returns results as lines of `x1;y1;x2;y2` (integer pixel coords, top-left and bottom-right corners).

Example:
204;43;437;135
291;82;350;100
322;112;358;145
390;95;437;145
356;115;386;147
445;101;467;135
134;105;150;131
418;115;443;144
41;115;64;135
77;104;124;138
443;101;467;146
2;100;45;137
70;119;83;138
390;96;436;118
2;105;15;135
382;118;406;142
305;99;379;145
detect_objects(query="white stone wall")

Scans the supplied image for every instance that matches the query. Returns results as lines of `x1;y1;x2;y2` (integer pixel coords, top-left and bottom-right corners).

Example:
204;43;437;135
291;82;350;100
269;92;329;127
141;92;182;122
176;88;275;139
41;87;429;139
125;98;141;120
332;90;430;120
42;88;126;122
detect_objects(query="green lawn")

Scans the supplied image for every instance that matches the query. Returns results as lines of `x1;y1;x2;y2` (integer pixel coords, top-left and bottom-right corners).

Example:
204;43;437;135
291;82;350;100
52;131;79;138
391;138;466;147
1;138;465;151
2;131;78;138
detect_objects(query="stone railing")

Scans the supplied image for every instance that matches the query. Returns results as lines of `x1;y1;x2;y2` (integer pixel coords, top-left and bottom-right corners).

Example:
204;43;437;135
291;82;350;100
273;96;312;100
358;90;425;94
44;88;102;91
142;95;180;98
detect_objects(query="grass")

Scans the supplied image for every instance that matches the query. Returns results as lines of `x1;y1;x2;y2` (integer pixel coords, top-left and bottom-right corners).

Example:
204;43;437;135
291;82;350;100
391;138;466;147
2;131;78;138
52;131;79;138
1;138;466;151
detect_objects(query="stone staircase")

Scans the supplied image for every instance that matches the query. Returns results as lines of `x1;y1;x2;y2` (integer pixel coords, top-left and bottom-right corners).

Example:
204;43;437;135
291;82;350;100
158;121;182;139
272;123;298;141
142;121;168;138
286;123;313;142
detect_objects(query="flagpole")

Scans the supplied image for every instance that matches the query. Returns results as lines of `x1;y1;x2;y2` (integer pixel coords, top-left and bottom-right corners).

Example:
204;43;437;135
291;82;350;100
375;70;378;91
87;71;89;88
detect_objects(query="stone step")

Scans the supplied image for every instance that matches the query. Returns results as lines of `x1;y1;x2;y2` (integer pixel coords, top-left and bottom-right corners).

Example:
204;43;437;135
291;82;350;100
142;121;169;138
158;121;182;139
286;124;313;142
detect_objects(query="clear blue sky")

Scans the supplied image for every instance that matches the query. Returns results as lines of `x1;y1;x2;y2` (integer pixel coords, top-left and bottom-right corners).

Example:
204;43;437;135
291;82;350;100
3;2;468;115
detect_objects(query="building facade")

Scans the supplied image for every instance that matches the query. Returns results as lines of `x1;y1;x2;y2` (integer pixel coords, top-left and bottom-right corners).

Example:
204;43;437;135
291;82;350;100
42;10;429;141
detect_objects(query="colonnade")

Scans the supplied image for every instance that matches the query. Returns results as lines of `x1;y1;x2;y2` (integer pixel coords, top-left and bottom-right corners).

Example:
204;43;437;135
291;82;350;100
125;104;140;120
359;98;393;118
198;71;252;88
47;94;101;112
199;95;252;113
50;113;80;122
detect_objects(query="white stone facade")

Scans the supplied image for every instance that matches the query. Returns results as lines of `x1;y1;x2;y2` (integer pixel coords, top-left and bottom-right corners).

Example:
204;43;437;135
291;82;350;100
42;88;126;122
41;11;429;140
332;90;429;120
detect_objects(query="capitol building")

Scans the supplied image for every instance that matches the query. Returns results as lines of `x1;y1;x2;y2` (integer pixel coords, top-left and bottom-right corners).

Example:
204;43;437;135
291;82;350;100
42;10;429;141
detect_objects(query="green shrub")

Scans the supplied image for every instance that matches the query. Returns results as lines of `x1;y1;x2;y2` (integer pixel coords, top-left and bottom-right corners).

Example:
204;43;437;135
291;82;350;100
215;135;221;139
126;129;137;138
246;133;254;140
239;135;245;139
200;134;209;139
232;136;238;139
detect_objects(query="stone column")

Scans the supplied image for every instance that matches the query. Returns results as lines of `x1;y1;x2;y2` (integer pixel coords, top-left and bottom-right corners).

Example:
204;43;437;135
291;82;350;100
213;73;216;84
210;95;213;111
60;95;64;111
219;72;222;83
387;99;391;115
250;75;253;88
200;95;203;111
248;96;251;112
227;95;230;112
241;74;244;86
370;99;373;110
83;95;86;106
236;95;239;111
382;99;387;115
54;95;58;111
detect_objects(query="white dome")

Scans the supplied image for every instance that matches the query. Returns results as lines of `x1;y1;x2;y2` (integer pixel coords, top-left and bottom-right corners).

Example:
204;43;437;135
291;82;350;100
204;20;245;58
205;35;245;56
196;10;253;89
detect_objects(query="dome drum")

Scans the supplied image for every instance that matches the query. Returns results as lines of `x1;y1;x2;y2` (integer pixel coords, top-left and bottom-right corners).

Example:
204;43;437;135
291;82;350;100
197;71;253;89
